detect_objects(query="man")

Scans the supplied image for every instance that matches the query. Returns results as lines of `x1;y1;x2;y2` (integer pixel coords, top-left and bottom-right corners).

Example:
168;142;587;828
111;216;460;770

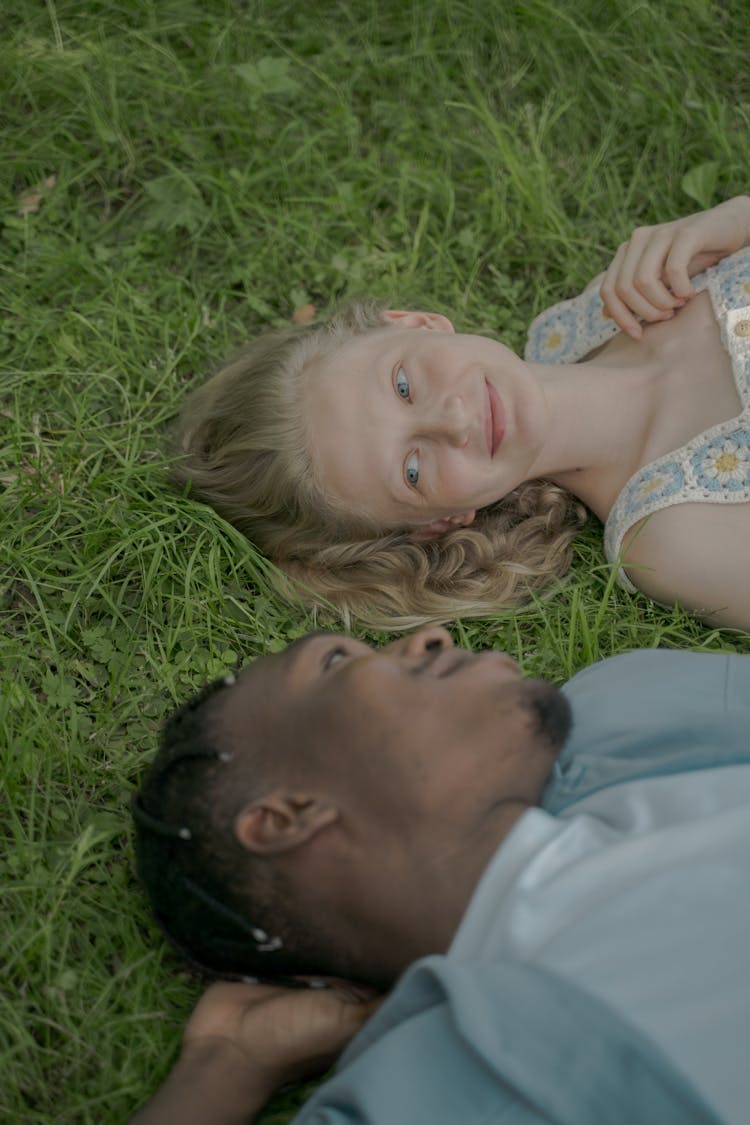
131;627;750;1124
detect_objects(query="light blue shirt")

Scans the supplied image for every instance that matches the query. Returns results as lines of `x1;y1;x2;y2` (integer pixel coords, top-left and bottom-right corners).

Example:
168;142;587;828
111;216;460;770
293;650;750;1124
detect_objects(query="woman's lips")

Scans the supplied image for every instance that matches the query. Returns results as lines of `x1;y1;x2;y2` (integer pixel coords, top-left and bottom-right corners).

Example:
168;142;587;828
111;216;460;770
484;379;506;457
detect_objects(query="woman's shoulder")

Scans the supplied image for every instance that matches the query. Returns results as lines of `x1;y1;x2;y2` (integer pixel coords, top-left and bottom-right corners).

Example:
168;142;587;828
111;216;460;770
608;499;750;630
524;283;619;364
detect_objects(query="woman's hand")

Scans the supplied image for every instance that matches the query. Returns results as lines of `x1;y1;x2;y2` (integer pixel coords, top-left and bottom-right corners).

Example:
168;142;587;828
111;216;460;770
182;978;382;1092
129;980;381;1125
599;195;750;339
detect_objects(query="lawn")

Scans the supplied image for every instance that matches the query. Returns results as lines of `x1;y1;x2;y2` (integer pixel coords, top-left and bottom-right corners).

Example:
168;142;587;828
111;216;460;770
1;0;749;1120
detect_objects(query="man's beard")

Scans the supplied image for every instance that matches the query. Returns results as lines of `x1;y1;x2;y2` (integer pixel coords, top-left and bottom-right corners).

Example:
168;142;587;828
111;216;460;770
523;679;573;750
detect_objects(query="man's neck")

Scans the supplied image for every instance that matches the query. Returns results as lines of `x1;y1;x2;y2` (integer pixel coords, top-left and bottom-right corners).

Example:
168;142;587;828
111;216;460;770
347;801;532;989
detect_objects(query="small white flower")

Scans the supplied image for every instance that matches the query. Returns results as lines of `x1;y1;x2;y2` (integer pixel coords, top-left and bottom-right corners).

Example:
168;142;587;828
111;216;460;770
702;440;748;484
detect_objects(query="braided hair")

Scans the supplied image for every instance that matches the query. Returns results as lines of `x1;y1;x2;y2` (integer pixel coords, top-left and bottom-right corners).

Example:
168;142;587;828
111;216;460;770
133;673;294;980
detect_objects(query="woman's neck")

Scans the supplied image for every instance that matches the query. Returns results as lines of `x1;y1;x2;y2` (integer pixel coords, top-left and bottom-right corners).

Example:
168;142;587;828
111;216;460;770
525;358;660;520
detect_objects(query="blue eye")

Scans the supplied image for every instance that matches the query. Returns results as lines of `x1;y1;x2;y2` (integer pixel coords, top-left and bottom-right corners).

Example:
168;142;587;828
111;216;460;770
405;452;419;486
395;366;410;399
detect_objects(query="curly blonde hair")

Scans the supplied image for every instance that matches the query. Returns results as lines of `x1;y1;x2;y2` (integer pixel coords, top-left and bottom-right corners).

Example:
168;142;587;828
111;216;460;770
171;301;587;630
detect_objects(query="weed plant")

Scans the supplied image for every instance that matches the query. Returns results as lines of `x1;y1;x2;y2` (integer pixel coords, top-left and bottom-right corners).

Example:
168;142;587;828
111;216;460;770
2;1;749;1120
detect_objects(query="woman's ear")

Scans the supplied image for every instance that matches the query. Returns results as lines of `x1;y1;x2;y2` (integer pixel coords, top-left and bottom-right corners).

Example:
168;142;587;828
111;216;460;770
410;510;476;542
234;791;339;856
382;309;455;333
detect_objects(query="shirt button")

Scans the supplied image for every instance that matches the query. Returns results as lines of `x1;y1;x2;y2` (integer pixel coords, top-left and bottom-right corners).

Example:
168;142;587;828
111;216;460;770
734;320;750;337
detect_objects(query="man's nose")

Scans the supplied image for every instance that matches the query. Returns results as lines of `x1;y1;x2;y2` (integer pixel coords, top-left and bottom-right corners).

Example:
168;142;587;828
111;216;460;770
385;626;454;657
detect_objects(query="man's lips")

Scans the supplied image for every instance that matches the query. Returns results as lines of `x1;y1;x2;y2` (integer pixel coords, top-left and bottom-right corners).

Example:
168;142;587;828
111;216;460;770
484;379;506;457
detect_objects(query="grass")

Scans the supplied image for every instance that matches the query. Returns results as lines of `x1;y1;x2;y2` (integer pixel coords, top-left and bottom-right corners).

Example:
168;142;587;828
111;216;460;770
1;0;750;1120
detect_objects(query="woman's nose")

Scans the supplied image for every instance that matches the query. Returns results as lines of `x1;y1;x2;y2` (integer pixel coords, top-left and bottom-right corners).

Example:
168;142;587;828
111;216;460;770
422;394;471;447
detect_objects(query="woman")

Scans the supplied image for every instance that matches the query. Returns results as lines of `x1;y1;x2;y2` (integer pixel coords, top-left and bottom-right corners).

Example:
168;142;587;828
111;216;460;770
173;197;750;630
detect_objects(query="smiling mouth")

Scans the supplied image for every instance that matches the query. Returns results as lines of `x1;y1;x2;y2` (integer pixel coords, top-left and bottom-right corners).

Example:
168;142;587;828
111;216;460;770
484;379;506;458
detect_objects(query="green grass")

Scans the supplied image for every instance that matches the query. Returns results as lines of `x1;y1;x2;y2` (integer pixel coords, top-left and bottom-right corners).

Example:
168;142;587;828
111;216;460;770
1;0;750;1120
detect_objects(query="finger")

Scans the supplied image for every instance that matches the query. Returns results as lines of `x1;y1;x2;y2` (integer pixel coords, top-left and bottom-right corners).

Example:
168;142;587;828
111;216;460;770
210;980;282;1002
616;280;680;321
272;990;381;1061
306;977;382;1003
609;228;683;322
276;995;384;1083
600;291;642;338
185;980;281;1041
625;230;690;311
334;994;383;1026
663;229;701;298
600;244;643;338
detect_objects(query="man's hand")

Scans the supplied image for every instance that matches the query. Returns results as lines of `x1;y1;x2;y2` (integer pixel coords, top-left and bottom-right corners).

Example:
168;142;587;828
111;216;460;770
130;979;381;1125
599;195;750;338
183;978;382;1091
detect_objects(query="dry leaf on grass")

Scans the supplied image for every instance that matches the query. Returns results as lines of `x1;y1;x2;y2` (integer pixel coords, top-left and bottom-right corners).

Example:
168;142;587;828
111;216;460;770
17;174;57;216
292;303;316;324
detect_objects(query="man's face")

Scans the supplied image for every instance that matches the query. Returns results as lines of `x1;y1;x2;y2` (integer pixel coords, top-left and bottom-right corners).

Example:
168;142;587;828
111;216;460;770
217;627;570;842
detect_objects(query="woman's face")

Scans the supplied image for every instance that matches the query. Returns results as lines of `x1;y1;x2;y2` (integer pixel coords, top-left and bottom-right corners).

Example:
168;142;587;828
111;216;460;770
302;311;549;537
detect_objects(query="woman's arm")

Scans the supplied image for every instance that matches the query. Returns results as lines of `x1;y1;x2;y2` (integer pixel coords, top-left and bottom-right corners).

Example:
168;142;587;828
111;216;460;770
129;980;381;1125
599;195;750;338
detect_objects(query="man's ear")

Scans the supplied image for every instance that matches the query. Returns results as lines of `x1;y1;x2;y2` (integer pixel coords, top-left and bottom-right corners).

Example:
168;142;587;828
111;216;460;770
410;510;476;542
382;309;454;333
234;791;339;856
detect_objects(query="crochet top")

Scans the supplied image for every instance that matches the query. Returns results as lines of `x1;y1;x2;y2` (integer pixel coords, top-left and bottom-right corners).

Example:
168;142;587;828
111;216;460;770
524;247;750;592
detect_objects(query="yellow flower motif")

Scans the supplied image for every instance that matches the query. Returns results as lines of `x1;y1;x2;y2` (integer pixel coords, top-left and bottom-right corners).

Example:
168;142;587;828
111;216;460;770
702;439;748;486
546;332;561;349
713;451;739;474
639;476;664;496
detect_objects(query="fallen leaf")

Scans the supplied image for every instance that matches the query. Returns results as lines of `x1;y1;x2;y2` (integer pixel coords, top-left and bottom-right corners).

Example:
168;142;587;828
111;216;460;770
292;303;316;324
17;174;57;216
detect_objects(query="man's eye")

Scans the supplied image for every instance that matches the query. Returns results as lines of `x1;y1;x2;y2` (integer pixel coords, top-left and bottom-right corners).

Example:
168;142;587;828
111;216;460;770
405;452;419;486
323;647;347;670
395;366;411;399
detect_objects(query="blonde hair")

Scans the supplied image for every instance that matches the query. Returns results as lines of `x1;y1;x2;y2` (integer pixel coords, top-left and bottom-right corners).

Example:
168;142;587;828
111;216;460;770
172;301;587;630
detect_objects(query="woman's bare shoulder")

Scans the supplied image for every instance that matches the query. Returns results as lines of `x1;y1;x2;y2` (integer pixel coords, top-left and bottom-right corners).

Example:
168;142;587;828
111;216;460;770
620;502;750;631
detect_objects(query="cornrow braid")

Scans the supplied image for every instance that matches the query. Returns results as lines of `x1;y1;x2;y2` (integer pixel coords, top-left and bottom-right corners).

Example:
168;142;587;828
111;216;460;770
132;673;289;979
